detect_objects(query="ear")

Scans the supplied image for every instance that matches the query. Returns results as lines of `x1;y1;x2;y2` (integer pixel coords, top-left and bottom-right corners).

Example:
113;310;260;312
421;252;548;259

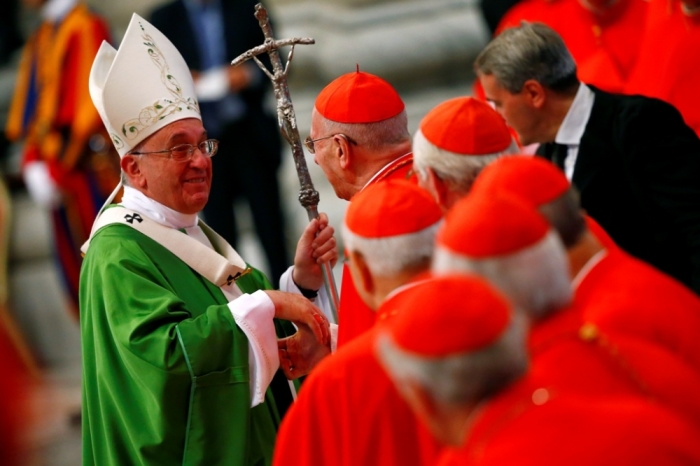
335;134;354;170
424;168;450;211
522;79;546;109
121;154;146;189
349;250;375;296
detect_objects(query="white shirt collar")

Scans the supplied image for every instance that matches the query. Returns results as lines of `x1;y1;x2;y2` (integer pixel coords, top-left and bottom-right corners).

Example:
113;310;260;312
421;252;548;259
41;0;78;22
120;185;199;230
555;83;595;146
361;152;413;191
572;248;608;290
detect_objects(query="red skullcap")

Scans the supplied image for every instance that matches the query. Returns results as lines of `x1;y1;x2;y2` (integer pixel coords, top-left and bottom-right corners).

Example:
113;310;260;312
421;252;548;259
315;71;405;123
345;179;442;238
382;274;511;357
471;155;570;207
437;193;549;258
419;97;512;155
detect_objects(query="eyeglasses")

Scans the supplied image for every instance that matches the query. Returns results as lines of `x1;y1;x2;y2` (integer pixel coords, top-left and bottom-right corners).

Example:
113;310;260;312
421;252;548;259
130;139;219;162
303;134;357;154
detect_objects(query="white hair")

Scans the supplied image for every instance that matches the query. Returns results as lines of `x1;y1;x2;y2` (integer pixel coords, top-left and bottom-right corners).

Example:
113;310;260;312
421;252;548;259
432;230;572;319
342;221;441;277
314;108;411;151
376;311;529;405
412;129;519;192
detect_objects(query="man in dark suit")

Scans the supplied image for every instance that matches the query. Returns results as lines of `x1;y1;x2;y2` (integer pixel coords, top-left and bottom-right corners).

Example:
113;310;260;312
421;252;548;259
474;22;700;295
150;0;290;286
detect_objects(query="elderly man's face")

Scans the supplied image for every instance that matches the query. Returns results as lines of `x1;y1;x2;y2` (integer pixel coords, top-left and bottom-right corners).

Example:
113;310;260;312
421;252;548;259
310;110;352;200
480;74;541;147
127;118;212;214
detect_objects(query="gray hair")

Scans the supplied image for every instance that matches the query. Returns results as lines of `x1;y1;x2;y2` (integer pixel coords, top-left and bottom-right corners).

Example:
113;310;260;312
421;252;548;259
314;109;411;151
377;311;529;405
538;187;586;248
432;230;572;319
342;221;441;277
474;22;578;94
413;129;520;193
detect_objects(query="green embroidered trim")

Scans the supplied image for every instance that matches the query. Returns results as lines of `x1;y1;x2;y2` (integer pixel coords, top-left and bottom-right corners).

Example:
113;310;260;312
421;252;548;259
111;133;124;150
121;22;200;142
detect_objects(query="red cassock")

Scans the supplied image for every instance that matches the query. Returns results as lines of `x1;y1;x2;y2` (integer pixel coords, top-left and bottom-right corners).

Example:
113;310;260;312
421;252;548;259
575;247;700;373
437;381;700;466
531;297;700;427
336;153;416;348
272;322;442;465
496;0;647;93
624;0;700;137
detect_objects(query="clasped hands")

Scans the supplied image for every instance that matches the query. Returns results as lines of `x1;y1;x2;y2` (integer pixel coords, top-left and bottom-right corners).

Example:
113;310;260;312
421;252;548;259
267;213;338;379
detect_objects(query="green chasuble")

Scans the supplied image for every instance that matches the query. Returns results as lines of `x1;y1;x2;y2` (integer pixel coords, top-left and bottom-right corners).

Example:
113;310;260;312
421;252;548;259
80;223;294;466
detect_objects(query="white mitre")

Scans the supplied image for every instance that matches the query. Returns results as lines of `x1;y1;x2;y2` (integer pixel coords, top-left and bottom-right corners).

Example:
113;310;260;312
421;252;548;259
89;13;201;158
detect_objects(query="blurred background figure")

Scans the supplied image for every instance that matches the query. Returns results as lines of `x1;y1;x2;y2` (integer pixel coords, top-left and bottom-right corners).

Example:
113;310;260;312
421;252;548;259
0;158;40;466
5;0;119;317
149;0;290;286
493;0;648;93
478;0;523;34
624;0;700;137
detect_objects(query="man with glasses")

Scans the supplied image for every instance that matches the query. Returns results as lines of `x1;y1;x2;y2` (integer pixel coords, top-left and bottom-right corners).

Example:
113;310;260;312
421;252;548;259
80;15;335;465
307;70;414;349
150;0;291;288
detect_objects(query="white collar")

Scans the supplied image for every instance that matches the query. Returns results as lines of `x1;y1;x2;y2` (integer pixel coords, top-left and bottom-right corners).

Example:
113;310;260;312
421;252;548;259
120;185;199;230
41;0;78;22
572;248;608;290
555;84;595;146
361;152;413;191
382;276;432;303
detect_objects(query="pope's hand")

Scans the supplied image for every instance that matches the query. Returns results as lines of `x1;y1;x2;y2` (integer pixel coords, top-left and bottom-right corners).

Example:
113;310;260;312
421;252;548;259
292;213;338;292
265;290;330;344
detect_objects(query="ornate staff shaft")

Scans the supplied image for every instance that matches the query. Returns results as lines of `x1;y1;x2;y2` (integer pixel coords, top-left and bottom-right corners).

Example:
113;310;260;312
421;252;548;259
232;3;340;322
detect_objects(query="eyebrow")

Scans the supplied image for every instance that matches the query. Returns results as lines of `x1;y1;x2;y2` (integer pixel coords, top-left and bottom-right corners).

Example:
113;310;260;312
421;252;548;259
166;129;208;145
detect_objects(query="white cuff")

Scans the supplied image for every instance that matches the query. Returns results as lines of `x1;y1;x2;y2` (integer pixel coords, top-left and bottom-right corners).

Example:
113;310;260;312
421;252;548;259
280;266;336;324
194;67;229;102
228;290;279;407
23;161;61;209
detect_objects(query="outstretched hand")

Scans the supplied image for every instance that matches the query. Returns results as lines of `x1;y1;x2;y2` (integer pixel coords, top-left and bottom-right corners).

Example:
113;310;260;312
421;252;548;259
292;213;338;292
278;323;332;380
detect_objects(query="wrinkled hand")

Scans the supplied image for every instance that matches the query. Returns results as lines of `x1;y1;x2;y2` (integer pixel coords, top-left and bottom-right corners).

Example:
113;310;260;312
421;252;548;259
265;290;330;343
278;324;332;380
292;213;339;291
265;290;331;379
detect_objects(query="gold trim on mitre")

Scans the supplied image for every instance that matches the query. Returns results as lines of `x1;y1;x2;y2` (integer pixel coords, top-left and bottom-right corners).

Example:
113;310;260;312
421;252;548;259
88;13;201;158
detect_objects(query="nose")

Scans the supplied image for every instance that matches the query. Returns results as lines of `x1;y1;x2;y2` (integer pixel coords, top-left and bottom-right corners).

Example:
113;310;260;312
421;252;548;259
189;147;209;168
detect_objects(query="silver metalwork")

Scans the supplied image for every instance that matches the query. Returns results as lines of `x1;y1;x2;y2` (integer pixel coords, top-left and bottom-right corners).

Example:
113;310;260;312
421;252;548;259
232;3;340;322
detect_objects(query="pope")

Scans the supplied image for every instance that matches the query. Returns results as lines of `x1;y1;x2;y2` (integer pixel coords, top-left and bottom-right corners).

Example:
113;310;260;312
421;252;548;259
80;14;335;466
